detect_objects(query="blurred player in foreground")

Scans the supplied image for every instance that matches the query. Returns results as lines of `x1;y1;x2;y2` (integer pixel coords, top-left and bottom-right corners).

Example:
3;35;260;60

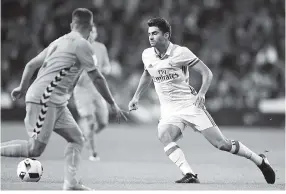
1;8;126;190
128;17;275;184
73;25;111;161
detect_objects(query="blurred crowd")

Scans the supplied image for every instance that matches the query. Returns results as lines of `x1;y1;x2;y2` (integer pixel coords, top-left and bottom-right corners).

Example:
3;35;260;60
1;0;285;115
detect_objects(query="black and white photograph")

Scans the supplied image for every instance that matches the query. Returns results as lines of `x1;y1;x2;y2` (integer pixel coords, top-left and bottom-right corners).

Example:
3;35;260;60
1;0;285;192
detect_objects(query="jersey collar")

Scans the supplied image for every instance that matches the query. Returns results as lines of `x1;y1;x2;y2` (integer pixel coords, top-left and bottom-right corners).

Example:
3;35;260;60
70;30;85;38
154;42;173;59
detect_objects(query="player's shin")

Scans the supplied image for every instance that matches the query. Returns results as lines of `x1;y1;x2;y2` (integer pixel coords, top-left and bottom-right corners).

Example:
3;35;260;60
64;142;83;185
0;140;29;157
164;142;195;175
229;140;263;165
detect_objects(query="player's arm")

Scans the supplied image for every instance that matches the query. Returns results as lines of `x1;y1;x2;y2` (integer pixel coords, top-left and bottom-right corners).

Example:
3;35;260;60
11;48;48;100
87;68;116;105
131;70;152;101
19;48;48;91
190;60;213;96
128;69;152;111
76;39;127;122
76;40;116;105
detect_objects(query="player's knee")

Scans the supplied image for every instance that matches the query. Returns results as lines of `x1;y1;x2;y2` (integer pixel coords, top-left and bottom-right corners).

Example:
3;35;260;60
99;121;107;130
69;132;85;147
95;122;107;134
28;140;46;157
76;135;85;147
216;139;232;151
157;128;171;145
84;128;93;138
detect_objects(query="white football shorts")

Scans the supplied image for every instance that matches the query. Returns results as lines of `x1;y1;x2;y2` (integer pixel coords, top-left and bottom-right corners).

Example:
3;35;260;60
158;104;216;133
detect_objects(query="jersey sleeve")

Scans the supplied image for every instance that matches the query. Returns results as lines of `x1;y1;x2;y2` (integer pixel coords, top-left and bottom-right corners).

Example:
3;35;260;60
76;39;98;72
142;49;149;70
174;47;200;68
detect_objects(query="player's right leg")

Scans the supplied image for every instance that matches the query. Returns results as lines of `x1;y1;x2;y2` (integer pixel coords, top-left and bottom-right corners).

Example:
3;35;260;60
78;114;100;161
74;92;100;161
201;125;275;184
86;97;109;161
158;118;200;183
197;108;275;184
54;106;92;190
93;97;109;134
1;103;55;158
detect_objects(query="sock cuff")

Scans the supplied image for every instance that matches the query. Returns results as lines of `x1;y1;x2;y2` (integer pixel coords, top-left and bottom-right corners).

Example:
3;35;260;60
164;142;180;156
230;140;240;154
164;142;177;152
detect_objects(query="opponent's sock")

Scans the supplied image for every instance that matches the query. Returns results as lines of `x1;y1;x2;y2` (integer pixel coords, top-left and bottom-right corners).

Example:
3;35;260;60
80;117;97;156
86;128;97;156
1;140;29;157
230;140;263;165
164;142;195;175
64;143;83;186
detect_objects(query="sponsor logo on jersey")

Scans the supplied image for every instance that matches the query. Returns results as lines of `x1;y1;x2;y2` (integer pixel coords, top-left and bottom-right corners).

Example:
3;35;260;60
152;69;179;83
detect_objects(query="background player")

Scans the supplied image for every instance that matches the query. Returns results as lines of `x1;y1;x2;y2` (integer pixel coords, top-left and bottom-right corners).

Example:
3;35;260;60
128;17;275;184
73;25;111;161
1;8;126;190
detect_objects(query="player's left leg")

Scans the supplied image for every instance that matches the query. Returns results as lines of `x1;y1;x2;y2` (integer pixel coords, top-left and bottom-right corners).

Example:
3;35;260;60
199;109;275;184
54;106;93;190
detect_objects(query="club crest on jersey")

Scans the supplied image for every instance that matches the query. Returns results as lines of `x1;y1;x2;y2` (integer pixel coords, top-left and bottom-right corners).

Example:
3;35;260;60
148;64;153;68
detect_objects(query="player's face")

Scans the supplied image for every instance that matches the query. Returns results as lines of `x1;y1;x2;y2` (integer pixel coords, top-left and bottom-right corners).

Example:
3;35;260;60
148;26;168;47
88;26;98;42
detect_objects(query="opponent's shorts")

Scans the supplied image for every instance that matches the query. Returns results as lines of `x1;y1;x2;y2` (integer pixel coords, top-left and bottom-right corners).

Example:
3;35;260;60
158;104;216;133
73;86;108;118
24;102;80;144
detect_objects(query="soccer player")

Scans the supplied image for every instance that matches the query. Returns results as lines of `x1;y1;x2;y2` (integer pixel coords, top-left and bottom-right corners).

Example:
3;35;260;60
1;8;126;190
73;25;111;161
128;17;275;184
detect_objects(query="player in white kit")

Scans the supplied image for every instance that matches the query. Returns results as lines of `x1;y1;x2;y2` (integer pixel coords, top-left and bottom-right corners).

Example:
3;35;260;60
1;8;126;190
128;17;275;184
74;25;111;161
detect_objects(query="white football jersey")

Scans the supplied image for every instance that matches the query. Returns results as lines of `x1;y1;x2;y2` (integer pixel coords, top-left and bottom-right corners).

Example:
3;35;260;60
142;42;200;116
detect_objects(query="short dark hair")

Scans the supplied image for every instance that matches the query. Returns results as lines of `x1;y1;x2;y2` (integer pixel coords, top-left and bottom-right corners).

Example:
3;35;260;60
72;8;93;29
147;17;171;39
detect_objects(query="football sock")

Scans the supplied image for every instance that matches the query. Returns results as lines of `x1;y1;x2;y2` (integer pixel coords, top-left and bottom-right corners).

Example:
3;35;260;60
87;132;96;156
80;117;97;156
230;140;263;166
0;140;29;157
164;142;195;175
64;142;83;186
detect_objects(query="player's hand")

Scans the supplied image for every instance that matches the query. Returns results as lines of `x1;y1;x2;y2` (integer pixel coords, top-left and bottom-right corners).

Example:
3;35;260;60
128;98;139;112
194;93;205;108
11;86;25;101
110;103;128;124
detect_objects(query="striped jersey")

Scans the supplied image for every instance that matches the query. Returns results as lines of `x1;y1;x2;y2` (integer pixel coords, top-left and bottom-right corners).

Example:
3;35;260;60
142;42;200;113
26;31;97;107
